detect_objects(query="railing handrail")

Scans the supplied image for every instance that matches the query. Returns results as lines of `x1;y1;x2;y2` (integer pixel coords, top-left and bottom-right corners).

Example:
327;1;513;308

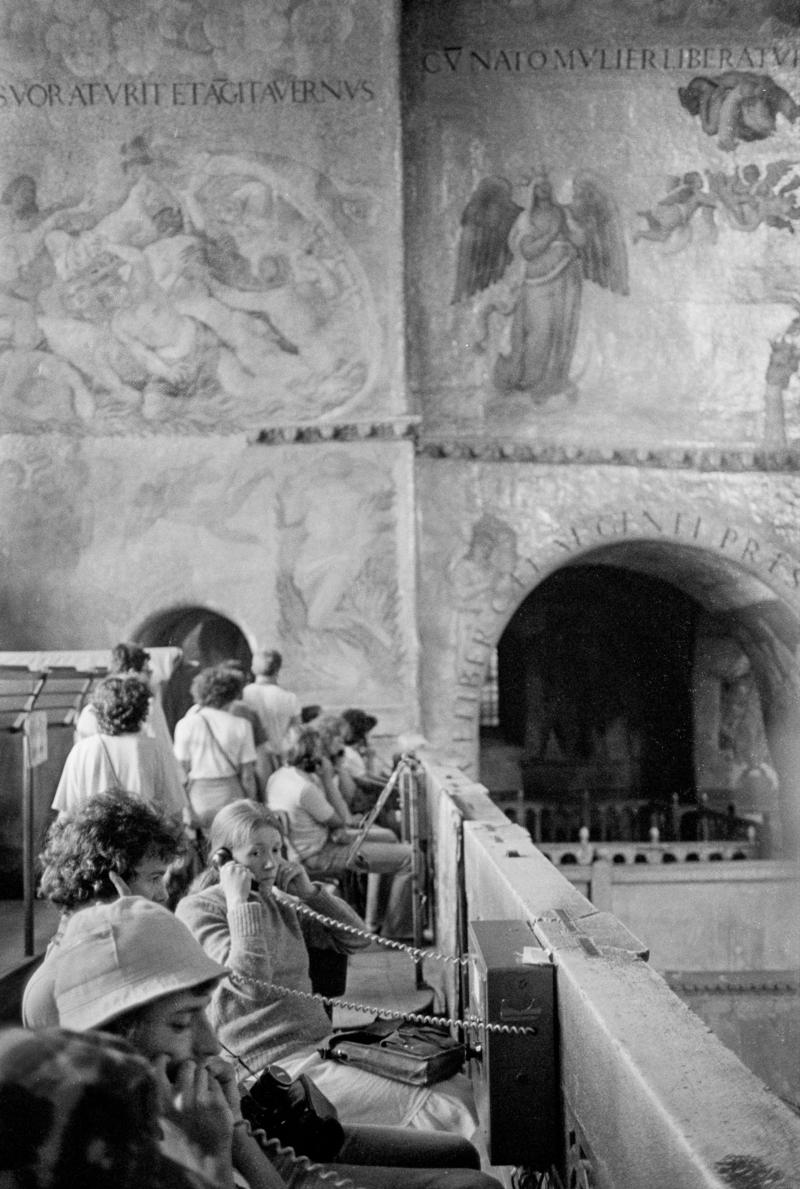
423;760;800;1188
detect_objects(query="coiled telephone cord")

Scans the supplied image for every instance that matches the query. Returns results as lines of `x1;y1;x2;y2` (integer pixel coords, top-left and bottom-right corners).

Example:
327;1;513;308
227;969;536;1037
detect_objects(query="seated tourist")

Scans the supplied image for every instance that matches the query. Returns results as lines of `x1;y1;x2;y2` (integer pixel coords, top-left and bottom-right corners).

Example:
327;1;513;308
46;897;499;1189
175;801;479;1139
0;1025;208;1189
22;791;184;1028
312;714;401;932
340;709;379;779
52;674;187;822
266;729;413;939
173;665;257;828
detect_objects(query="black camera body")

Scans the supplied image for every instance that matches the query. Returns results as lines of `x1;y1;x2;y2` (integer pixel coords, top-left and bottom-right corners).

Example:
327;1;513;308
240;1065;344;1161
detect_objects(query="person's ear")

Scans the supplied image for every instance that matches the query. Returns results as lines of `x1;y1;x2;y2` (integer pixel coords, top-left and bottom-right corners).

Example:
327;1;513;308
109;871;132;898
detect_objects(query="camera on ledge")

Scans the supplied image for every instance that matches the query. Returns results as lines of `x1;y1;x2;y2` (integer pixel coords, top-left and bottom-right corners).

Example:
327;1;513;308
239;1063;345;1161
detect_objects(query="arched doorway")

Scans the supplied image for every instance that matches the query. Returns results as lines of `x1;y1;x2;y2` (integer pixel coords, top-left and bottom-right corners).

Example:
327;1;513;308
135;605;251;733
475;540;800;860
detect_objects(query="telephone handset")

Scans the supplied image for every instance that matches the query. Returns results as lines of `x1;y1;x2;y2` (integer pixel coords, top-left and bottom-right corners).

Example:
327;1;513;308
211;846;263;894
211;847;304;895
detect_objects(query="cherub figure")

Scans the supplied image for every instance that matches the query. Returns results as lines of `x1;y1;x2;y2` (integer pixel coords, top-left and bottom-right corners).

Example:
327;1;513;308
708;160;800;233
679;71;800;151
633;171;718;248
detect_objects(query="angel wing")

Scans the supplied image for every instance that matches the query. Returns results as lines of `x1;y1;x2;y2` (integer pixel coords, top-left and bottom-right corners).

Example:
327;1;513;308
569;175;629;297
452;177;523;304
763;159;799;193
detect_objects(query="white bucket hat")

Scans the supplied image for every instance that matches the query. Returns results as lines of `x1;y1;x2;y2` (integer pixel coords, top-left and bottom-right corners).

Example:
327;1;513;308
53;897;227;1031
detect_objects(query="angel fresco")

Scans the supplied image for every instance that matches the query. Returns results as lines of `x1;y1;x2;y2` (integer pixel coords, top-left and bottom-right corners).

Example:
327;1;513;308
707;160;800;233
678;72;800;151
633;161;800;254
453;174;628;404
632;172;719;249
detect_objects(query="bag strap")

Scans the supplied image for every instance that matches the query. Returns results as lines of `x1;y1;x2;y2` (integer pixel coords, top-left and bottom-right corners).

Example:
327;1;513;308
97;735;122;791
197;710;240;777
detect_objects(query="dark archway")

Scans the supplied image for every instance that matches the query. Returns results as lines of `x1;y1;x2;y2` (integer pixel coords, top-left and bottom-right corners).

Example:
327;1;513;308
478;544;800;858
135;605;251;733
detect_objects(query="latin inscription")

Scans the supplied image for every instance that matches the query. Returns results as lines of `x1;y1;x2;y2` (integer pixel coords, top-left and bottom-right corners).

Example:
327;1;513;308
454;509;800;693
0;77;376;110
448;508;800;771
421;44;800;75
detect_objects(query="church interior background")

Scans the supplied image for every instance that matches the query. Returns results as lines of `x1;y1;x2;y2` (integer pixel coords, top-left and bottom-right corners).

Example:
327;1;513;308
1;0;799;1111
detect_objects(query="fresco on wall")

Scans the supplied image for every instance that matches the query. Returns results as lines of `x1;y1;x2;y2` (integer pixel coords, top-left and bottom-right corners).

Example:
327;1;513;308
678;71;800;149
0;436;418;723
0;0;396;435
275;450;409;703
634;159;800;249
406;0;800;451
0;141;380;434
450;512;519;674
0;0;359;87
453;172;628;405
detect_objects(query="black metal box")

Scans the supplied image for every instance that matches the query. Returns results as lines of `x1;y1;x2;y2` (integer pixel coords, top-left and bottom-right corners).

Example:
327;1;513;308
468;919;560;1169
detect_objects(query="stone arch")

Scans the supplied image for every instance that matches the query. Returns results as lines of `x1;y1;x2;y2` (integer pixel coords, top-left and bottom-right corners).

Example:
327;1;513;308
134;603;252;733
444;506;800;859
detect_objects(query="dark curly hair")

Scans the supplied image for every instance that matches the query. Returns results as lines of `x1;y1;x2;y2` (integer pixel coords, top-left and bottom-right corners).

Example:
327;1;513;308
190;664;245;709
110;642;151;675
91;675;151;735
37;792;183;910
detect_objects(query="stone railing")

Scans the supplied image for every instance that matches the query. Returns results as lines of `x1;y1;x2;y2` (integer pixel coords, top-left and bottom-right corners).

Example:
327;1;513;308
540;839;757;866
422;762;800;1188
491;791;761;848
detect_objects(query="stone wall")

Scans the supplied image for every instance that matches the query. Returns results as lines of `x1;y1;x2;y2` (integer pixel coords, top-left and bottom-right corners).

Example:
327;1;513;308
7;0;800;786
0;0;425;729
404;0;800;451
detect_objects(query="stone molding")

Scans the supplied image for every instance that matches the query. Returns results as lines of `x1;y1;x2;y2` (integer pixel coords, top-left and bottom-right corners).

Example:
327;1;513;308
249;424;800;472
417;439;800;471
665;970;800;995
250;419;420;445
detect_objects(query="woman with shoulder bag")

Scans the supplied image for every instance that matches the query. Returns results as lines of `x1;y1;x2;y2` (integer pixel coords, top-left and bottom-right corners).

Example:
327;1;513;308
173;665;257;829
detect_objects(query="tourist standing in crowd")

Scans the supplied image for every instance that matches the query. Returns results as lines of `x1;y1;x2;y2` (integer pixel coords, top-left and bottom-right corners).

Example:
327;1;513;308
52;674;187;821
173;664;257;828
242;650;301;787
75;640;186;792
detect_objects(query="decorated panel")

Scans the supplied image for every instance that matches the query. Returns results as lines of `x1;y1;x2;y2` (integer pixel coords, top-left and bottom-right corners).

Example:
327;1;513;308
0;0;403;436
404;0;800;452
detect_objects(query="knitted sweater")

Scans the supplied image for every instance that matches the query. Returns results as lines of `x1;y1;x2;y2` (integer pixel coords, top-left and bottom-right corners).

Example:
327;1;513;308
175;882;369;1073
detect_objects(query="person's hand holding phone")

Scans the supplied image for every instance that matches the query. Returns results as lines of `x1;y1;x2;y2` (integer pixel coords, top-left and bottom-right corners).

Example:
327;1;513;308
218;858;252;907
206;1055;245;1121
153;1053;235;1153
274;858;315;900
